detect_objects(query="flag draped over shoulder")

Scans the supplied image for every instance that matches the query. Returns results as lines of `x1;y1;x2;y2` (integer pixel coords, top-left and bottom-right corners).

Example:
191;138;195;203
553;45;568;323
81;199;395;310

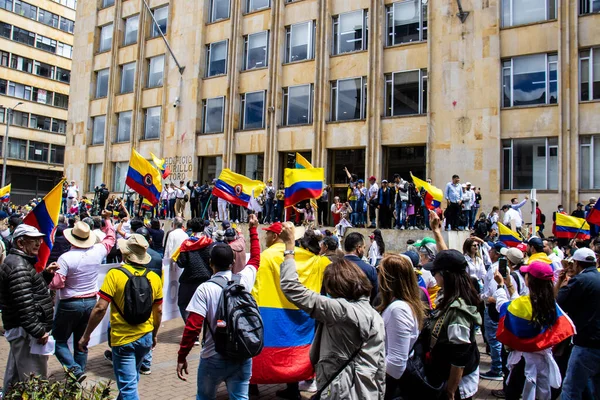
555;213;590;240
0;184;11;203
125;149;162;206
251;243;330;383
587;201;600;226
410;173;442;210
498;222;522;247
150;152;171;179
213;169;265;208
23;179;65;271
284;168;324;208
497;296;575;353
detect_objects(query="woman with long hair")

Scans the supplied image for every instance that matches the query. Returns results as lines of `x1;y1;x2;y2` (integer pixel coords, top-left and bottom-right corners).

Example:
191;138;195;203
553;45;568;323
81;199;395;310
463;237;486;281
369;229;385;267
278;223;385;399
378;254;426;399
424;250;482;400
493;261;574;399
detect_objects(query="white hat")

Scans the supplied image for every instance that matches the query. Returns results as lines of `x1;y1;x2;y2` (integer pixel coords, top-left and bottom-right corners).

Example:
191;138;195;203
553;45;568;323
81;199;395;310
12;224;45;240
572;248;597;263
500;247;524;265
64;221;97;249
466;182;472;186
118;234;151;265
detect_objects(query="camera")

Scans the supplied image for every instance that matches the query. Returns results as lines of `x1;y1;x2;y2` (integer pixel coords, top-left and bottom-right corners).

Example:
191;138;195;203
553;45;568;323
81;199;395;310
173;97;180;108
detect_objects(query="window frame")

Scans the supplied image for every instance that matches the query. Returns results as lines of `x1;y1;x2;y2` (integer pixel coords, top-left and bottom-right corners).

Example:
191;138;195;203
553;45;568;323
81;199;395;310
91;115;106;145
285;21;315;63
119;62;136;94
209;0;230;22
206;40;228;77
95;68;109;98
88;163;103;192
283;84;313;126
502;53;559;108
123;14;139;46
202;96;225;134
332;9;368;56
330;77;368;122
143;106;161;140
502;137;559;190
579;0;600;15
116;111;132;143
246;0;270;13
384;69;428;116
502;0;557;28
385;0;428;46
150;5;168;38
99;23;113;53
243;31;269;71
580;47;600;102
241;90;266;130
147;55;164;88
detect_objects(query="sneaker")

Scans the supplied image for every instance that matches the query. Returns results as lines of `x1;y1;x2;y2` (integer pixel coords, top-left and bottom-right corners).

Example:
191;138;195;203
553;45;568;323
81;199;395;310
104;350;113;364
491;389;506;398
400;226;405;230
194;340;200;346
480;370;504;381
299;379;317;392
139;366;151;375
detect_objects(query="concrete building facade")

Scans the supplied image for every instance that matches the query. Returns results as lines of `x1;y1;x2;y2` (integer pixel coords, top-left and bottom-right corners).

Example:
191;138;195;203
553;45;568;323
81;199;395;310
65;0;600;220
0;0;75;203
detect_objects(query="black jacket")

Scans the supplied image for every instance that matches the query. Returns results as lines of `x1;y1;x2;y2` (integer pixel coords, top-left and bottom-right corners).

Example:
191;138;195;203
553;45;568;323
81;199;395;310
176;238;212;285
0;249;54;338
344;254;379;304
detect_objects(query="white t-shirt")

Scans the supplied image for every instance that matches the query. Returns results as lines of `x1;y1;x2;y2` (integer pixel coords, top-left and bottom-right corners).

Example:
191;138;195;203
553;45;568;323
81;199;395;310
186;266;257;359
67;185;78;198
167;188;176;200
368;183;379;200
382;300;420;379
503;208;522;228
176;187;186;199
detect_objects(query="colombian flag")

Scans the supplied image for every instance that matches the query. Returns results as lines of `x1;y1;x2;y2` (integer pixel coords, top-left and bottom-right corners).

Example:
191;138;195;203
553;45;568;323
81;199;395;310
251;243;330;383
498;222;522;247
0;184;11;203
150;152;171;179
284;168;324;208
556;213;590;240
294;153;318;210
587;200;600;226
213;169;265;209
497;296;575;353
411;173;443;210
125;149;162;206
23;179;65;271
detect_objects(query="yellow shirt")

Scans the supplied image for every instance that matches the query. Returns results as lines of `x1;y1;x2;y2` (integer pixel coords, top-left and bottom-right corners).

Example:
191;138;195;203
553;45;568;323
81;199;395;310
99;264;163;347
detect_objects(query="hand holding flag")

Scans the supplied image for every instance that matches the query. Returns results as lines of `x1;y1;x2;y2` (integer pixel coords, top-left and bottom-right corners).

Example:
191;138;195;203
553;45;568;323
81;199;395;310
126;149;163;206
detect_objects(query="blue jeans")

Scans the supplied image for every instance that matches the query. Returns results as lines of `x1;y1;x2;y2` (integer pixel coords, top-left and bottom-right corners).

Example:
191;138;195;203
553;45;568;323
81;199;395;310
424;207;430;229
264;201;274;223
168;199;176;218
395;201;407;228
470;207;479;228
349;200;357;225
483;308;502;374
112;332;153;400
197;354;252;400
141;349;152;370
462;210;471;229
52;298;96;377
562;345;600;400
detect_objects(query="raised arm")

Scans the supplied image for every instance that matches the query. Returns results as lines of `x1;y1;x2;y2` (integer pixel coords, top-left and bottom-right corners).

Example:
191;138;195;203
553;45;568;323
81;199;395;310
245;214;260;269
429;210;448;251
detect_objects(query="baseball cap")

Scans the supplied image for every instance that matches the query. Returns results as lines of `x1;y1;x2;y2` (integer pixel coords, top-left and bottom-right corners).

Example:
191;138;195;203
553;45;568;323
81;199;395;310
500;247;524;265
516;243;527;252
414;237;436;248
492;241;507;252
368;176;376;182
262;222;283;235
424;249;468;273
357;179;364;183
526;237;544;250
577;202;584;207
466;182;472;186
403;251;420;269
381;179;388;183
221;220;231;229
520;261;553;281
12;224;45;240
572;248;597;263
224;227;236;238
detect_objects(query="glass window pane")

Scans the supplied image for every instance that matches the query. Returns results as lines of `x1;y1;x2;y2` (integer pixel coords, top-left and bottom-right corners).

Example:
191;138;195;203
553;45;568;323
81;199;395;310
336;78;362;121
88;164;103;192
593;49;600;100
120;62;135;93
211;0;230;21
99;24;113;52
338;11;363;54
205;97;224;133
92;116;106;145
248;0;269;12
392;70;420;115
513;0;546;26
393;1;420;44
144;107;161;139
287;85;311;125
512;54;546;106
124;15;139;46
246;31;268;70
581;144;591;190
244;92;264;129
117;111;132;143
113;162;128;193
549;60;558;104
594;138;600;189
581;57;590;101
512;138;547;189
151;6;168;38
208;41;227;76
290;22;309;62
148;55;164;87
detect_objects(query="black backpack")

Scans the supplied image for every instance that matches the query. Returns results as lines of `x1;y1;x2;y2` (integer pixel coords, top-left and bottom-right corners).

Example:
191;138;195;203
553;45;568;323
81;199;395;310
204;275;264;360
112;267;154;325
540;213;546;223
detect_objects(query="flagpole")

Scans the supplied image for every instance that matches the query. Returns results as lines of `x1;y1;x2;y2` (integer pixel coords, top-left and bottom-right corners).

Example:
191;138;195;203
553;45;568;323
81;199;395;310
572;220;588;240
201;194;213;220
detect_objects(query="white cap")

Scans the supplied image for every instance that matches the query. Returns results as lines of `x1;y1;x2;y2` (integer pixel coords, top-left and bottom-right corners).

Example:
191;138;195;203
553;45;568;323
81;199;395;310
466;182;472;186
12;224;45;240
572;248;597;263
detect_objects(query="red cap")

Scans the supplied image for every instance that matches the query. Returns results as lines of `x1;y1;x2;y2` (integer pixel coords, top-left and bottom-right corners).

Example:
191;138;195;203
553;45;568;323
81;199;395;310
262;222;283;235
520;261;554;281
368;176;376;182
516;243;527;253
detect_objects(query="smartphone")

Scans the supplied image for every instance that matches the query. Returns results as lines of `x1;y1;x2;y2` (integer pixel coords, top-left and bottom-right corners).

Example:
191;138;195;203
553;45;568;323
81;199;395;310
498;258;509;278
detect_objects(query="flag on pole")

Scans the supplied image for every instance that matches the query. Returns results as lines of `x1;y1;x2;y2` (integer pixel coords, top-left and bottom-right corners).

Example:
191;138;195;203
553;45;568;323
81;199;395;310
498;222;523;247
410;173;443;210
555;213;590;240
23;179;65;271
294;153;319;210
586;200;600;226
0;184;11;203
284;168;324;208
125;149;163;206
150;152;171;179
213;169;265;208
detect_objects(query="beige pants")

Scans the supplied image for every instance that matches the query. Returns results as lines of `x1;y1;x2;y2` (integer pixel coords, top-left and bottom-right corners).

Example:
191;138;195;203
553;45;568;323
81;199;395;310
175;198;186;217
3;335;49;393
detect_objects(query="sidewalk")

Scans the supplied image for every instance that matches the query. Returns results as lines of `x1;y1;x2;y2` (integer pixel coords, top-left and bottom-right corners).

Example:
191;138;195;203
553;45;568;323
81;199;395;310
0;318;502;399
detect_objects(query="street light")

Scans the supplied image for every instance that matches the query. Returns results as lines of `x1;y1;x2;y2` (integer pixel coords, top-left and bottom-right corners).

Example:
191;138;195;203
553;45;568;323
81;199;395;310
2;101;23;188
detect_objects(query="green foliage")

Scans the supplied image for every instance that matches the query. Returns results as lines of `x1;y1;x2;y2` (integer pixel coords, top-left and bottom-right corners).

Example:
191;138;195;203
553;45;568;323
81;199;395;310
3;367;112;400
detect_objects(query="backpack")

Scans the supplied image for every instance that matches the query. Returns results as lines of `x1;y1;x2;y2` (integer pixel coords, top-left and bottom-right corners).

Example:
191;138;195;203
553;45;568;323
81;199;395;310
112;267;154;325
204;274;264;360
540;213;546;224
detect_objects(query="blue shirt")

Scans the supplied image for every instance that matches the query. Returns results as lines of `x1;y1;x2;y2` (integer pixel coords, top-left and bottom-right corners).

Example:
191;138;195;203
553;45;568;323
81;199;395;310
444;182;462;203
344;254;379;304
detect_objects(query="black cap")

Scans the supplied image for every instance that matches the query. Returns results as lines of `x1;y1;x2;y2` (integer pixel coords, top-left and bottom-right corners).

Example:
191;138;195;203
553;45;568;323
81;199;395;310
224;227;236;238
424;249;467;273
402;251;420;269
525;237;544;251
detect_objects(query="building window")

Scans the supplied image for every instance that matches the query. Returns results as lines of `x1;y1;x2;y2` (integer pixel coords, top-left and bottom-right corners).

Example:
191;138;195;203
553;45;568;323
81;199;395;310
580;136;600;189
8;82;32;101
580;0;600;14
10;55;33;73
123;15;138;46
206;40;227;77
113;161;128;193
12;26;35;46
34;61;54;79
95;69;109;98
88;163;103;192
30;114;51;131
7;138;27;159
99;24;113;52
502;138;558;190
0;0;12;11
502;0;556;27
580;48;600;101
236;154;264;181
384;69;428;116
15;0;37;20
147;55;164;87
209;0;229;22
0;51;7;67
28;141;49;162
36;35;57;53
503;53;558;107
283;84;313;126
50;145;64;164
243;31;268;70
151;6;168;38
116;111;132;143
51;118;66;133
144;107;161;140
330;77;367;121
246;0;269;13
198;156;223;184
57;42;72;58
59;17;74;33
0;22;11;39
91;115;106;145
332;10;368;55
11;110;29;127
0;79;6;95
386;0;427;46
285;21;315;63
32;87;52;105
0;108;4;124
56;67;70;83
241;91;265;130
38;9;59;28
53;92;68;108
120;62;136;93
54;0;77;9
101;0;114;8
202;97;225;133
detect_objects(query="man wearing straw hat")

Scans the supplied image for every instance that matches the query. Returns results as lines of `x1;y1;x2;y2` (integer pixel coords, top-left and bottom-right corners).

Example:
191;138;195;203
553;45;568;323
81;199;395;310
48;211;115;379
79;234;163;400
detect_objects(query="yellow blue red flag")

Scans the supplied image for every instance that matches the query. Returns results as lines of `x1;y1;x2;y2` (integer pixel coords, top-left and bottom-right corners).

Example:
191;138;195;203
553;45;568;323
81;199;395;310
294;153;318;209
213;169;265;208
150;152;171;179
498;222;523;247
0;184;11;203
125;149;162;206
284;168;324;208
555;213;590;240
411;173;443;210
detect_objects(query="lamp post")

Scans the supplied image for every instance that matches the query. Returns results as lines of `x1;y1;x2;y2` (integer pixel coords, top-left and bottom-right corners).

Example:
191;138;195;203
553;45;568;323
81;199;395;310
2;101;23;188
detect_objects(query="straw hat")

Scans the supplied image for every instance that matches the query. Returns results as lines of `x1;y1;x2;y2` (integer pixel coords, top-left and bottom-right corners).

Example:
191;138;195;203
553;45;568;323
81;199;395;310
118;234;151;265
64;221;97;249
